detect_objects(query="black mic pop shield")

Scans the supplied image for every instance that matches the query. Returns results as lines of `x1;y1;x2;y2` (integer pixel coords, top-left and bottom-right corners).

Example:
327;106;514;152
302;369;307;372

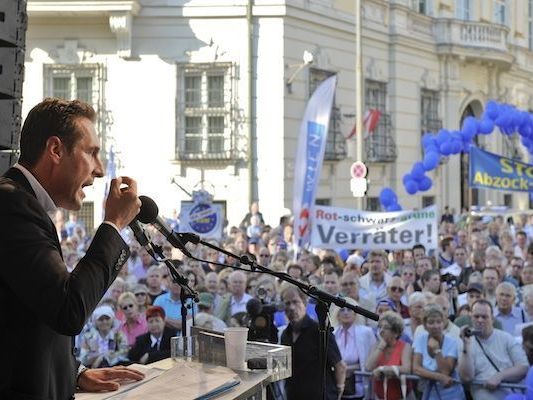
137;195;193;258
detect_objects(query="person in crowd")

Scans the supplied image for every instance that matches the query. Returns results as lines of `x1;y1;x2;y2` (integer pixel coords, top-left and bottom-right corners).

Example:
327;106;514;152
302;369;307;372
521;284;533;323
483;267;500;307
412;243;427;262
458;250;484;292
338;271;375;326
128;306;178;364
194;292;227;332
344;253;365;276
132;248;158;282
0;98;144;398
360;250;392;305
400;265;417;296
323;270;341;296
412;304;465;400
402;250;414;267
153;280;196;333
79;305;129;368
133;283;151;314
239;201;265;230
146;265;167;304
413;257;433;292
404;292;432;341
385;277;409;318
246;214;263;239
506;257;525;288
515;230;529;260
216;270;253;325
442;246;468;278
204;271;222;311
280;285;346;400
458;299;529;400
286;262;304;280
421;270;442;295
333;301;376;399
414;295;461;344
300;251;321;278
367;311;413;400
118;292;148;347
438;237;455;270
494;282;526;335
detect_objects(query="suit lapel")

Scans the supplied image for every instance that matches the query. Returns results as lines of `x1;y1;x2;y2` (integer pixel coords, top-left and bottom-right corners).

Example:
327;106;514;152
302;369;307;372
2;167;63;258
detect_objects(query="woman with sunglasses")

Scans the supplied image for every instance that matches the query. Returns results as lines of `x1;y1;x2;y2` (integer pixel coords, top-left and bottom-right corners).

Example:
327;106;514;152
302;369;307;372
386;277;410;318
133;283;151;314
118;292;148;347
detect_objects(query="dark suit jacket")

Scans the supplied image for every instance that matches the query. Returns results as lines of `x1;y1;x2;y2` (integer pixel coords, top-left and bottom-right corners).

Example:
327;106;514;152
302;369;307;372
128;326;177;364
0;167;130;400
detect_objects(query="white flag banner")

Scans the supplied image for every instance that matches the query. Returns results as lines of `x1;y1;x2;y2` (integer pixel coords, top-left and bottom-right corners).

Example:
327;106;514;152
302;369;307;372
292;75;337;251
310;205;438;250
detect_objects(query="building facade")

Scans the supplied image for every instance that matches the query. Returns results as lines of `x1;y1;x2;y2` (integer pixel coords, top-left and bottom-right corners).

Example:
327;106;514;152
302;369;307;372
22;0;533;230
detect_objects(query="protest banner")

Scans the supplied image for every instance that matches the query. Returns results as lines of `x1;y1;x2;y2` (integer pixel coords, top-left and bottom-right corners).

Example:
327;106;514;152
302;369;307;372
469;146;533;192
310;205;438;250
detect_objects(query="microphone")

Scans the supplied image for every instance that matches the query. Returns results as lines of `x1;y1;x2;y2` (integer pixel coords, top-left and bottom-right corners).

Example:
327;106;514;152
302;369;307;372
129;220;156;258
137;195;193;258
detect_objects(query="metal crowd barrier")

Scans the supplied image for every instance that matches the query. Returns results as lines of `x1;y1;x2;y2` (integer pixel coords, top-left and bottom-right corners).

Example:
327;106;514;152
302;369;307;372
353;370;527;391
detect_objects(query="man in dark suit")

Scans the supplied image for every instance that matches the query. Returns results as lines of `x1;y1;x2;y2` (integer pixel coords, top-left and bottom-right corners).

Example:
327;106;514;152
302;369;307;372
0;98;144;400
128;306;178;364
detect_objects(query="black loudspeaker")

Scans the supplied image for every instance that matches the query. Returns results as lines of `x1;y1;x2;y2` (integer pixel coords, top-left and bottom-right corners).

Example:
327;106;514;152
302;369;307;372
0;0;26;173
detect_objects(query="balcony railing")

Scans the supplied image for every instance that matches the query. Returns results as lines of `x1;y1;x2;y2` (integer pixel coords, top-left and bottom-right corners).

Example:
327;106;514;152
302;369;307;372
364;114;397;163
433;19;509;53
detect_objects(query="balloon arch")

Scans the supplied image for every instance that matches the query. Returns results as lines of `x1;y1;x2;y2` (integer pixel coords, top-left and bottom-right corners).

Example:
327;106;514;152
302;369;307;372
378;100;533;211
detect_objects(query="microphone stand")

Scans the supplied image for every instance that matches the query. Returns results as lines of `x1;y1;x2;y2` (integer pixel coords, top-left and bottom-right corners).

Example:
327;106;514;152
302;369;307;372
176;232;379;399
149;243;199;338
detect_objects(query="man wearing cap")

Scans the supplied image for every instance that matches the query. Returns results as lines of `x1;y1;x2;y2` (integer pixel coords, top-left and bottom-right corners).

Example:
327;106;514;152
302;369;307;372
196;292;227;332
128;306;177;364
454;283;503;329
0;99;144;400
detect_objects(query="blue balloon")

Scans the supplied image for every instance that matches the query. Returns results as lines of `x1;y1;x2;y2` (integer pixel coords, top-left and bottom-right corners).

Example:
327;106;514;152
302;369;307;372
386;203;402;212
418;176;432;191
424;144;440;155
479;118;495;134
440;141;453;156
411;162;426;180
402;174;412;186
451;140;463;154
379;187;397;207
485;100;499;120
462;117;478;137
405;180;419;195
423;151;440;170
436;129;452;146
422;133;436;149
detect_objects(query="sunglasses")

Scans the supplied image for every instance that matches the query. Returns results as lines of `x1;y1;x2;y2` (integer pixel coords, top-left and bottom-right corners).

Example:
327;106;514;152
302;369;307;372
135;292;147;296
121;304;135;310
390;286;404;293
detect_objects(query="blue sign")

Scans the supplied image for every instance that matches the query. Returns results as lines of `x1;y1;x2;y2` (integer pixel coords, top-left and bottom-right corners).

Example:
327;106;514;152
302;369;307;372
469;146;533;192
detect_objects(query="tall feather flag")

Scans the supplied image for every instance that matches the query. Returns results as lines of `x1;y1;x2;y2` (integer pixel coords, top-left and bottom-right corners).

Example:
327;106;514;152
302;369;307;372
292;75;337;254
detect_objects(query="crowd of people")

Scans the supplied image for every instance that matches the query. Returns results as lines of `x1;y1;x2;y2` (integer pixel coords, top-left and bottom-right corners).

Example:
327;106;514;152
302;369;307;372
57;201;533;400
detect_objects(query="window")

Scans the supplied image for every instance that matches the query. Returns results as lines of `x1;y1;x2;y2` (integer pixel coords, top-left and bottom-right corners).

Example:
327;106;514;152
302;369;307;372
309;68;346;161
366;197;380;211
456;0;472;20
177;63;237;160
44;64;101;107
422;196;435;208
413;0;433;16
503;194;512;208
421;89;442;137
43;64;107;159
493;0;507;25
364;80;396;162
315;198;331;206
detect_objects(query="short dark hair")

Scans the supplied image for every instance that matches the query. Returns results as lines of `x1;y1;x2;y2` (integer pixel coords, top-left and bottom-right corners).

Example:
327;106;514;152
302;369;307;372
421;269;439;284
472;298;494;314
19;98;96;167
412;244;426;253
